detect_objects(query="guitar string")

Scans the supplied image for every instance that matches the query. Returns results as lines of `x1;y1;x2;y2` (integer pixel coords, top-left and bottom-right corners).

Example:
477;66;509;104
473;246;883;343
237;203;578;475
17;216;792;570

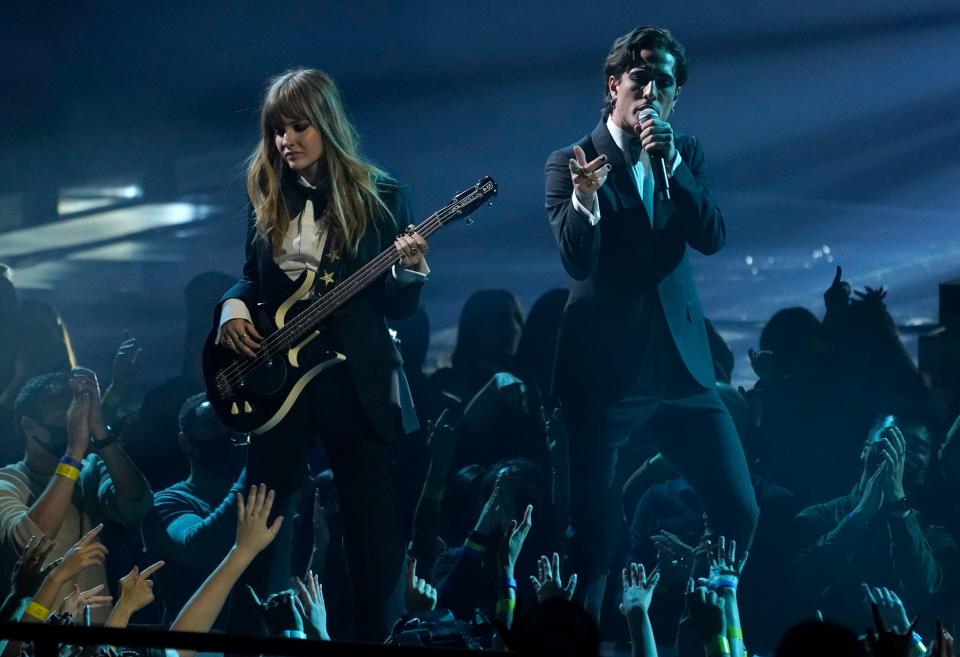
217;211;443;388
218;181;492;386
217;188;489;390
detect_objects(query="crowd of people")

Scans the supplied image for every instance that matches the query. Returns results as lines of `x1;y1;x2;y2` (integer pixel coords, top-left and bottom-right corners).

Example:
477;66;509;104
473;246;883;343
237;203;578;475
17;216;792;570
0;262;958;657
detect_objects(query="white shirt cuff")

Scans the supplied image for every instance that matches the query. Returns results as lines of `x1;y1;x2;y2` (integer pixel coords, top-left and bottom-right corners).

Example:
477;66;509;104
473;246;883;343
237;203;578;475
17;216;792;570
216;299;252;344
392;261;430;284
668;151;682;176
571;190;600;226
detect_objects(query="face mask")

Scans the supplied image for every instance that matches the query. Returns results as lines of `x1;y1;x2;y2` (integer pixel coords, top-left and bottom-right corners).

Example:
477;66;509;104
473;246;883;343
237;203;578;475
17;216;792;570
34;422;69;456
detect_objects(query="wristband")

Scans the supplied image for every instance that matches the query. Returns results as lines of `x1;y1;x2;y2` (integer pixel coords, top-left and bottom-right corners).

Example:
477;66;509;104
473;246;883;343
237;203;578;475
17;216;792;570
59;455;83;469
728;627;743;642
90;427;118;451
24;601;50;621
463;532;487;559
495;598;516;615
501;576;518;591
712;576;739;591
704;635;731;657
910;632;926;657
55;463;80;481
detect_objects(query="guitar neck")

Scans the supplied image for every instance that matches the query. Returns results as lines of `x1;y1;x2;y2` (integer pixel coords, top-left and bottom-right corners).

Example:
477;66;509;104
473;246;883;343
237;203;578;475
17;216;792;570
277;210;440;349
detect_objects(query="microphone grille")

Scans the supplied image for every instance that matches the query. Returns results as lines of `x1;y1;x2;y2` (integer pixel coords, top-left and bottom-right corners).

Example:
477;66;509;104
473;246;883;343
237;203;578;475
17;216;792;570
637;107;659;121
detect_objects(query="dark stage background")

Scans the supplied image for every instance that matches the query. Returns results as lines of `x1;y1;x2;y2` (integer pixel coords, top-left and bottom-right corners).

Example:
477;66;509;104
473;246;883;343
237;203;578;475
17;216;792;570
2;1;959;392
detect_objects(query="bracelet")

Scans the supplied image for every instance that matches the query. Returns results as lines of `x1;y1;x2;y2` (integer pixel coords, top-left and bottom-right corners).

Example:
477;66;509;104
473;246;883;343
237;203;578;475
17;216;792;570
495;598;516;615
704;635;731;657
712;576;739;591
24;601;50;621
500;576;517;591
55;463;80;481
728;627;743;641
59;455;83;469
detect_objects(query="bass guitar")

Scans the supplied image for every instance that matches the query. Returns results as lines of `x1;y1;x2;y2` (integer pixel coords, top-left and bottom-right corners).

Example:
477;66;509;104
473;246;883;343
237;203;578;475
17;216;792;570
202;176;497;434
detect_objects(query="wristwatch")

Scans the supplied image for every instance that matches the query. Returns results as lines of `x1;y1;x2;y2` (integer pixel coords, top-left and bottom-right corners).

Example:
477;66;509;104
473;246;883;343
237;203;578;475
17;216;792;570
89;426;118;451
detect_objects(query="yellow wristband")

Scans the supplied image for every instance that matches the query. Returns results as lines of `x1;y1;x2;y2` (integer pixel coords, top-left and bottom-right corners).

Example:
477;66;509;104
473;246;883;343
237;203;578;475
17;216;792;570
496;598;516;614
55;463;80;481
705;635;731;657
728;627;744;641
24;601;50;621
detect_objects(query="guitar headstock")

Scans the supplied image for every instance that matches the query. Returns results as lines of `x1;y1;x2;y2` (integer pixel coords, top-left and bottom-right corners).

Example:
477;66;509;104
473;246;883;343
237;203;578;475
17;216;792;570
439;176;498;227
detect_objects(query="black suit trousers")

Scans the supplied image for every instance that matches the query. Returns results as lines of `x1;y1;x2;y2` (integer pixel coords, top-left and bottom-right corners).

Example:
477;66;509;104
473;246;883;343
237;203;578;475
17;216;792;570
244;362;404;641
563;383;759;583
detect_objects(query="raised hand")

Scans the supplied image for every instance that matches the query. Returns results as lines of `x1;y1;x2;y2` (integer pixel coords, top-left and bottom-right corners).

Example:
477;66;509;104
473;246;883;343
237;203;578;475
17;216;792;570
824;265;852;311
855;462;887;521
862;584;910;633
404;557;438;613
497;504;533;578
747;348;777;384
853;285;888;306
58;583;113;620
865;601;920;657
568;145;610;209
219;318;263;359
686;580;727;642
530;552;577;603
11;534;58;598
48;524;108;585
619;562;660;616
706;536;748;591
426;408;458;481
474;474;512;537
116;561;164;614
235;484;283;558
294;569;330;641
932;618;956;657
636;111;677;163
110;336;142;394
246;587;303;637
877;424;908;504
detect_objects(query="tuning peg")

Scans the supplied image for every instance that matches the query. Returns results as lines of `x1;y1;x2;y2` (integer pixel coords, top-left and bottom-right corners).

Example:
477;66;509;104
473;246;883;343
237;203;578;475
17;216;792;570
466;218;474;225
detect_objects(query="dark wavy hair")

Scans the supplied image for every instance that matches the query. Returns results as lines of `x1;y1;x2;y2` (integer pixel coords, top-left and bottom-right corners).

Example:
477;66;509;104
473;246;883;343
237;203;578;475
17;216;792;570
601;26;689;120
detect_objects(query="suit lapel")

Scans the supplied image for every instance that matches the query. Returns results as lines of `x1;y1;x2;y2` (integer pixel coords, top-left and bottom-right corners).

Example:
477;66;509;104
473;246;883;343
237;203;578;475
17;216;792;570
590;122;651;226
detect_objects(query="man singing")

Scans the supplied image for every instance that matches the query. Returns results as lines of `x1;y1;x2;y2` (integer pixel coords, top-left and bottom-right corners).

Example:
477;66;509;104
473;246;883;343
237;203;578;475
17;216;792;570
544;26;759;618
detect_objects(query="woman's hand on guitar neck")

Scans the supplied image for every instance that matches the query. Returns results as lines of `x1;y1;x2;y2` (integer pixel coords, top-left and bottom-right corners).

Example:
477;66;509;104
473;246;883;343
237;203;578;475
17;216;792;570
395;224;429;274
220;319;263;358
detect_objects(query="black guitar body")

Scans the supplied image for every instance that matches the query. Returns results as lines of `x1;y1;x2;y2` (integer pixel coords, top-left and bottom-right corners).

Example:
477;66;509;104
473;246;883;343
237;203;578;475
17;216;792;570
202;293;346;435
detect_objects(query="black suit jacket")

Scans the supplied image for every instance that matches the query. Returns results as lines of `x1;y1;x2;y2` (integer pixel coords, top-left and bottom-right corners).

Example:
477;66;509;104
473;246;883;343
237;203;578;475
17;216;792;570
544;122;725;405
216;176;422;441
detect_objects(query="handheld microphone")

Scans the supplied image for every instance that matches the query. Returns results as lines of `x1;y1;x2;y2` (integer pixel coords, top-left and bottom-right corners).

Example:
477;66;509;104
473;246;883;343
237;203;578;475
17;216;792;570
637;108;670;201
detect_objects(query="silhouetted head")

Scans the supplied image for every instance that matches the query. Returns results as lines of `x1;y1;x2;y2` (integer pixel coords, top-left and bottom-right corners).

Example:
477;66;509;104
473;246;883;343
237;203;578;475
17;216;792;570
508;599;600;657
760;307;826;378
514;288;568;396
775;619;866;657
451;290;524;373
178;393;246;479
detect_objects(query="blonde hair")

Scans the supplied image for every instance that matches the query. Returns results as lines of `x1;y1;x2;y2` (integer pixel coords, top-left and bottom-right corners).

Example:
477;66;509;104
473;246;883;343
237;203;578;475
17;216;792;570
246;69;391;254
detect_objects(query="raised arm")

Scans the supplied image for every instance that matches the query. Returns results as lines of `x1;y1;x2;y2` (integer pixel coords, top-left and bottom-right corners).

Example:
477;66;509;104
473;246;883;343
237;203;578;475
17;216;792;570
544;145;609;281
170;484;283;654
